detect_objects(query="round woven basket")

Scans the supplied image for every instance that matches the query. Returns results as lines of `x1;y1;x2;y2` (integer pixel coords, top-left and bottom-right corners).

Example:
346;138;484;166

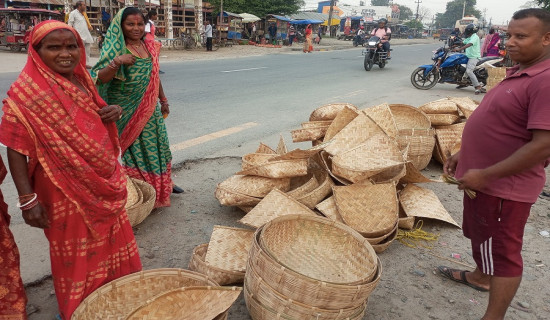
217;175;291;198
309;103;359;121
126;286;242;320
71;268;222;320
259;215;378;285
427;113;460;126
125;176;141;209
188;244;245;285
249;230;383;309
389;104;431;130
215;185;262;207
244;261;367;320
126;179;156;227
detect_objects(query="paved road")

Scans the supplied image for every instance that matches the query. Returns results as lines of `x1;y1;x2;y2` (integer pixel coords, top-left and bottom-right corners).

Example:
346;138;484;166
0;42;481;284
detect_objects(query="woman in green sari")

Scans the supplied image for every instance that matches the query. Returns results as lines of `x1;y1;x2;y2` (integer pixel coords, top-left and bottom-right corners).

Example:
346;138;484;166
91;7;182;208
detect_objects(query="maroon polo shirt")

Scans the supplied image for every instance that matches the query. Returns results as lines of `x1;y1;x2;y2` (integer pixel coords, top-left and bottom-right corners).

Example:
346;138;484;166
456;58;550;203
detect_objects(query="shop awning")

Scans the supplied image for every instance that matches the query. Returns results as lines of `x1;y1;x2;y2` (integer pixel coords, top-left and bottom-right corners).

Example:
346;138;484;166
290;19;324;25
270;15;291;22
239;13;260;23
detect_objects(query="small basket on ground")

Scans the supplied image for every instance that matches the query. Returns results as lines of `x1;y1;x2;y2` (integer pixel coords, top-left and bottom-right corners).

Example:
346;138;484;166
126;178;156;227
188;244;246;285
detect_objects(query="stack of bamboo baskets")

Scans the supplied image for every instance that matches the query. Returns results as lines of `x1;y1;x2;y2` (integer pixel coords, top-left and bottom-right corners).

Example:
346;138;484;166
244;215;382;320
485;67;507;91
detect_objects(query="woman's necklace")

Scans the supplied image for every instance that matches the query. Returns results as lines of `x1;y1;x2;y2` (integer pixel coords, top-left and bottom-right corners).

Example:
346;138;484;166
127;40;146;58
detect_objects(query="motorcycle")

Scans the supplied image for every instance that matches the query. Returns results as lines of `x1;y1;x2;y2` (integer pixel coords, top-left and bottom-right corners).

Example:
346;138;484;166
362;36;390;71
410;44;502;90
353;33;366;47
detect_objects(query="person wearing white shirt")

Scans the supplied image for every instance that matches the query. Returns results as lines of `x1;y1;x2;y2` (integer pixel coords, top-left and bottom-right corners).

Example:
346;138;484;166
68;1;93;68
204;20;213;51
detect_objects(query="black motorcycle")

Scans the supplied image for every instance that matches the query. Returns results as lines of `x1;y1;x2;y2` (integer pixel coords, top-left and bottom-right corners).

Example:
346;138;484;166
353;33;366;47
362;36;389;71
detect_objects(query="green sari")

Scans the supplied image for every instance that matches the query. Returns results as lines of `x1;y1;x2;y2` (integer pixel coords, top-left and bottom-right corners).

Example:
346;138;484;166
91;8;172;207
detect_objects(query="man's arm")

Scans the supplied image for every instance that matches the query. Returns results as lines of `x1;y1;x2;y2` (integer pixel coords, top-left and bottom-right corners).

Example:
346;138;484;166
459;130;550;191
67;11;75;27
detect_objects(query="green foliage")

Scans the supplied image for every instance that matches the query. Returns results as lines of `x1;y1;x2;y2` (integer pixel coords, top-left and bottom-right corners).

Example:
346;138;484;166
371;0;390;5
405;19;424;30
209;0;305;17
536;0;550;9
435;0;482;29
395;3;414;21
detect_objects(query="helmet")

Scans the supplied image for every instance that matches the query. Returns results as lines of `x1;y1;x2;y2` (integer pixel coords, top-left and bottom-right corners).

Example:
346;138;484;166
378;18;388;24
464;24;479;37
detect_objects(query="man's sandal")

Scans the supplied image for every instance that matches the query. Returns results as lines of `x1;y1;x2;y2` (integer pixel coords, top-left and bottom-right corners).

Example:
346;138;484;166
437;266;489;292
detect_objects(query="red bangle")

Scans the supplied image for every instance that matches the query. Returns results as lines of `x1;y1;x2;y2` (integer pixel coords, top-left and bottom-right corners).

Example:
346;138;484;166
160;97;168;102
21;200;39;211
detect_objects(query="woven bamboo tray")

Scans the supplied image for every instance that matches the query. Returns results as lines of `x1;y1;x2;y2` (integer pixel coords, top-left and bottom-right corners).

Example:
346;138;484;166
399;184;460;227
418;98;459;114
333;184;399;238
241;153;278;171
400;161;437;184
362;103;398;138
255;143;277;154
286;174;319;198
243;284;367;320
434;122;466;164
398;216;415;230
244;261;366;320
205;226;254;272
188;244;245;285
323;106;360;142
239;189;317;229
389;104;431;130
72;268;221;319
126;286;242;320
396;129;436;171
448;96;479;119
291;126;329;142
249;229;382;309
324;114;386;156
318;150;352;186
309;103;359;121
371;223;398;254
369;162;407;184
217;175;291;198
237;158;309;179
315;196;344;223
364;220;398;245
127;179;156;227
427;113;460;126
215;185;262;207
258;215;378;285
294;171;334;209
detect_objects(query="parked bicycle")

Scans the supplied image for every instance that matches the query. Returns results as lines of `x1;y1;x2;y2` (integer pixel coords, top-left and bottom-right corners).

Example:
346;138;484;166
173;32;197;50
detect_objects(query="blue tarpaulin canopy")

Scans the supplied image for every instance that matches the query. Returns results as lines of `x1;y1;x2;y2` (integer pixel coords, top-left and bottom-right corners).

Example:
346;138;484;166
270;15;291;22
290;19;324;25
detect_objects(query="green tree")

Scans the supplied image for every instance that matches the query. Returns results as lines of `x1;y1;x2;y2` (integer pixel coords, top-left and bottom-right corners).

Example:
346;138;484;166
209;0;305;17
536;0;550;9
395;3;413;21
405;19;424;30
435;0;482;29
371;0;390;5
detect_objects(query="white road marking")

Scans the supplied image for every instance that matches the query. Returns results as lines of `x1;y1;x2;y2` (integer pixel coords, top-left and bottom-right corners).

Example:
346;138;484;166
170;122;259;152
221;67;268;73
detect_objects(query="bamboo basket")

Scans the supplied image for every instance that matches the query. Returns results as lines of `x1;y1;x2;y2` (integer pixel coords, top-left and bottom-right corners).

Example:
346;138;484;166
125;286;241;320
286;174;319;198
389;104;431;130
324;114;386;156
396;128;436;170
294;171;334;209
72;269;222;319
427;113;460;126
315;196;344;223
418;99;459;114
241;153;278;171
127;178;156;227
309;103;359;121
215;185;262;207
258;215;378;285
244;261;367;320
237;158;309;179
371;224;398;254
291;126;329;142
362;103;399;138
188;244;245;285
217;175;291;198
205;226;254;272
248;227;382;309
323;106;360;142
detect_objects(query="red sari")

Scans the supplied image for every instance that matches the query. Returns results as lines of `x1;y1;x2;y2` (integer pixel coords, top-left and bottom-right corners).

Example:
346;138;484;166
0;21;142;319
0;157;27;320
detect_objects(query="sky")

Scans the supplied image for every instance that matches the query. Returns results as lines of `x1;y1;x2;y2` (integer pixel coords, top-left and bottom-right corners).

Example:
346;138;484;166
302;0;525;25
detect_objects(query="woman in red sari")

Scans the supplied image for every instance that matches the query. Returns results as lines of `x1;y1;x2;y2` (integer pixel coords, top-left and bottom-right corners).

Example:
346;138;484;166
303;24;313;53
0;21;142;319
0;156;27;319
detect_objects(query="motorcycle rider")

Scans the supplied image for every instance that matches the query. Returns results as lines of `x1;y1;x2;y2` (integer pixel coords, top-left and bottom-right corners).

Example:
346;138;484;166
355;25;365;45
453;24;486;94
371;18;392;59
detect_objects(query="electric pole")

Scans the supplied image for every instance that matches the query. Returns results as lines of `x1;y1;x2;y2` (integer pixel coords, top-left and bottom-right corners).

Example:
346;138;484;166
415;0;422;21
219;0;223;42
328;0;335;37
462;0;466;18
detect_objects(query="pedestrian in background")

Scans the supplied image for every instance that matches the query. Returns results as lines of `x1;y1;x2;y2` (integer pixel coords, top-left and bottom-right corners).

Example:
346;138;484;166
92;7;184;207
288;23;295;46
303;24;313;53
440;8;550;320
0;21;142;319
203;20;213;51
67;0;93;69
268;22;277;45
481;28;501;57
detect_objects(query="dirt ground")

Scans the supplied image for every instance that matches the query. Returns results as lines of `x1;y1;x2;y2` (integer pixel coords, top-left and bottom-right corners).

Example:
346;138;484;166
14;37;550;319
25;155;550;320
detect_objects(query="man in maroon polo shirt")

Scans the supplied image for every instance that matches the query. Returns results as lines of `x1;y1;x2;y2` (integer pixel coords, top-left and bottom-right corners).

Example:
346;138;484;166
439;8;550;320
